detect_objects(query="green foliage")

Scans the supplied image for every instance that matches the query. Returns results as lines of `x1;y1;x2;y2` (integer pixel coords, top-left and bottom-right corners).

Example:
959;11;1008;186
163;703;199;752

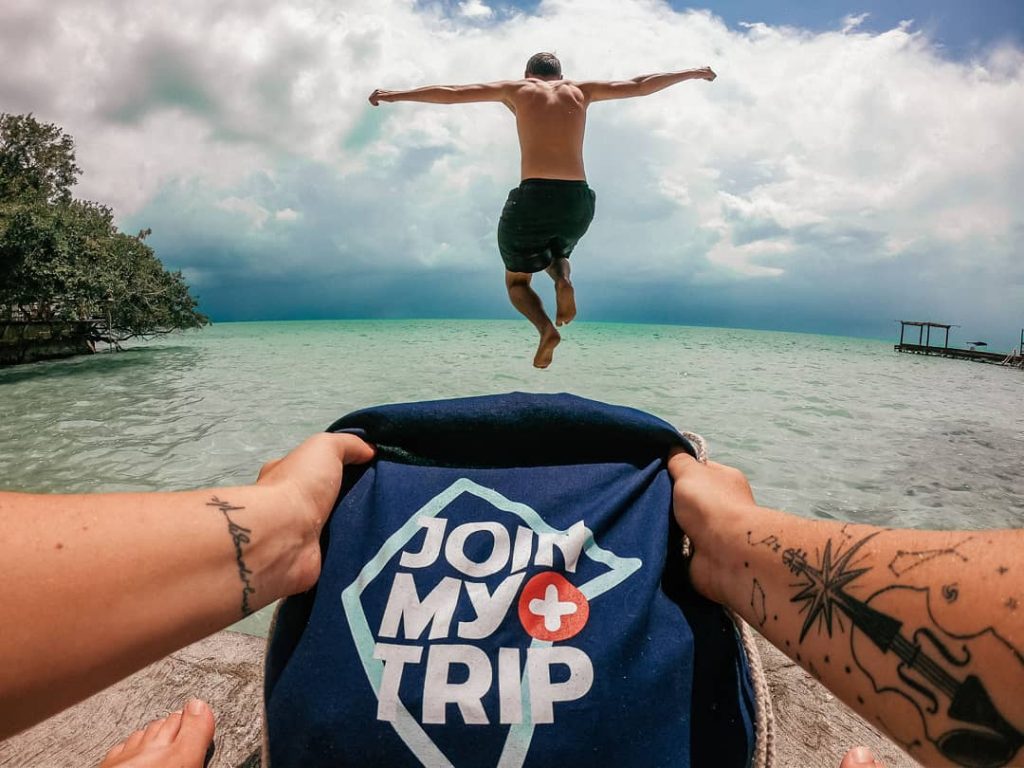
0;113;80;205
0;113;207;342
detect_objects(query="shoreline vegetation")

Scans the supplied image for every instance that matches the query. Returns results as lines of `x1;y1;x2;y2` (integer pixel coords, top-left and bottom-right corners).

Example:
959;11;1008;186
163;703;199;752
0;113;206;367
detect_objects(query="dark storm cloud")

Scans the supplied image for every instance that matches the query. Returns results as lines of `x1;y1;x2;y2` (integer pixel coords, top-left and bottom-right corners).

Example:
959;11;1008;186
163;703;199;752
1;0;1022;349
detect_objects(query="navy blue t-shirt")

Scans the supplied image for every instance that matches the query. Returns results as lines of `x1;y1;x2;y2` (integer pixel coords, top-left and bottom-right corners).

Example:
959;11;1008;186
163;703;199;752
265;393;755;767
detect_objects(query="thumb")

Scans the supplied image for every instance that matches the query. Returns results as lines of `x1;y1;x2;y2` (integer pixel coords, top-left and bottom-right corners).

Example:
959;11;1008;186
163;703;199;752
667;446;697;481
257;457;283;482
335;433;376;465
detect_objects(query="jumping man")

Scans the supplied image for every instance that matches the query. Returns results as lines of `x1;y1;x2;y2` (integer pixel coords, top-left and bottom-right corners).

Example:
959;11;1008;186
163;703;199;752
370;53;716;368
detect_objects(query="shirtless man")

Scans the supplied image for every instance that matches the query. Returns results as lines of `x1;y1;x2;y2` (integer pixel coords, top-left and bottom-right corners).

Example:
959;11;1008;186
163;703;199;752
369;53;716;367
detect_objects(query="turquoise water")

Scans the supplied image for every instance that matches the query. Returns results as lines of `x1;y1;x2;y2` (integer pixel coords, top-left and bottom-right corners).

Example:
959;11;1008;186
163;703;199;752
4;320;1021;634
2;319;1021;530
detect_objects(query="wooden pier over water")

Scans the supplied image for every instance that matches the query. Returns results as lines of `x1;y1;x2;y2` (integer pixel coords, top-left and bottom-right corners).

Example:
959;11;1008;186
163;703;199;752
894;321;1023;368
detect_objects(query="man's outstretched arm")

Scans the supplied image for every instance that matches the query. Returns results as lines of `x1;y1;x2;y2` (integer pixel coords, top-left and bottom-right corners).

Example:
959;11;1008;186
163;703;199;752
579;66;715;102
369;81;516;106
668;451;1024;768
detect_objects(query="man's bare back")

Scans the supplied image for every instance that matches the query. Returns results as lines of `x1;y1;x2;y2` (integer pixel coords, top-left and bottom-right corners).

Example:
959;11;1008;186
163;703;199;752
503;79;588;181
369;54;715;367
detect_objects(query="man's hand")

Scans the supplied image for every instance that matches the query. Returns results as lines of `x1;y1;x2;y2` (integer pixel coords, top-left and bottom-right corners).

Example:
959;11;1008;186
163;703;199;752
695;66;716;81
368;89;388;106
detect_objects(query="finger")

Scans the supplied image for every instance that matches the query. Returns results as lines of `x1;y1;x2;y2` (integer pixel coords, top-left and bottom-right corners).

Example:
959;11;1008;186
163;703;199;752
288;432;376;467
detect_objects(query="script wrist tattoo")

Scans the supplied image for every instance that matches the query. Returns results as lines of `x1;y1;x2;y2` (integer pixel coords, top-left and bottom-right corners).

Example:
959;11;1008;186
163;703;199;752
208;495;256;617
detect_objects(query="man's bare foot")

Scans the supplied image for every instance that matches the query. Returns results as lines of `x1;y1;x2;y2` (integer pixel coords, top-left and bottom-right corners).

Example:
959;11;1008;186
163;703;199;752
100;699;215;768
533;327;561;368
554;279;576;327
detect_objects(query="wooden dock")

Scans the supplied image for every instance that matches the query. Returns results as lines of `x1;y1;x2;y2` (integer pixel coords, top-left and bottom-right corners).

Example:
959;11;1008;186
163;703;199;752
894;321;1023;368
894;343;1018;364
0;629;919;768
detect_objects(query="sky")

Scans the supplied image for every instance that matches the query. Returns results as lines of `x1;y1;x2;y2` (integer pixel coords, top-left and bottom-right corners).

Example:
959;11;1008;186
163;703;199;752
1;0;1022;347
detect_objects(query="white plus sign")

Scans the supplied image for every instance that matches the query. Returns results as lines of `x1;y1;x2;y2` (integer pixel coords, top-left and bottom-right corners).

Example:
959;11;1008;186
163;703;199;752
528;584;578;632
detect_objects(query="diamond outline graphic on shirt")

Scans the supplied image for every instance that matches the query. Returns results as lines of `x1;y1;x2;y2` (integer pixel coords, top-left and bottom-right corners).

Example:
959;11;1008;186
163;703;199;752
340;477;643;768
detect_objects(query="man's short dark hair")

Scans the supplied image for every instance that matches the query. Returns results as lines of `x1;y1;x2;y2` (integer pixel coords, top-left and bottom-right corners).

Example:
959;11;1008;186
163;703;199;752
525;52;561;77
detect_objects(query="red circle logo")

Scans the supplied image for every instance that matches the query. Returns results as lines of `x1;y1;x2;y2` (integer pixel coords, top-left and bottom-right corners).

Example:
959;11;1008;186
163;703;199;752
518;571;590;642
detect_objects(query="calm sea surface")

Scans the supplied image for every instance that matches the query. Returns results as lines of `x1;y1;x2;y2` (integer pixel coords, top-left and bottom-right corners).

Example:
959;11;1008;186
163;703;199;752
2;320;1021;632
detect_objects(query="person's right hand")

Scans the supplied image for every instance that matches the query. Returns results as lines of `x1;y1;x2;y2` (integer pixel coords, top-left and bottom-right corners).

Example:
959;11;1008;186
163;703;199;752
667;449;755;532
368;89;386;106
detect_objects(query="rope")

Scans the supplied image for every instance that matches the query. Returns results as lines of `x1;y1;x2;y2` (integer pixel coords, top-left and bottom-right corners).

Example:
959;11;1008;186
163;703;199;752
680;430;708;463
736;614;778;768
677;428;776;768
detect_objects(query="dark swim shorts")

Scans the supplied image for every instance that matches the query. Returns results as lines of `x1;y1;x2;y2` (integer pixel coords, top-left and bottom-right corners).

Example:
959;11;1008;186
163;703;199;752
497;179;596;273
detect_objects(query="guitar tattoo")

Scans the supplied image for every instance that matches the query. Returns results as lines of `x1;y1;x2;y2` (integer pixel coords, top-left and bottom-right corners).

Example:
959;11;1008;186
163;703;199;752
783;536;1024;768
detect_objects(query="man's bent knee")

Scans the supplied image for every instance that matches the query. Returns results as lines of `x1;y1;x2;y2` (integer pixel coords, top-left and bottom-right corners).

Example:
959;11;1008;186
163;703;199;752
505;271;533;289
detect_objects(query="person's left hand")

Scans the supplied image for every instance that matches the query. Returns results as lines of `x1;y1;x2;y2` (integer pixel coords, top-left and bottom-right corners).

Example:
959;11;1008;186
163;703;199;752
257;433;374;533
255;432;375;592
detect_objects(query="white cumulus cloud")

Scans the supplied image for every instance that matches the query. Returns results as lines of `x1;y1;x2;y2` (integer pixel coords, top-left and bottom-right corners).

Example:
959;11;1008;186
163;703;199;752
459;0;494;19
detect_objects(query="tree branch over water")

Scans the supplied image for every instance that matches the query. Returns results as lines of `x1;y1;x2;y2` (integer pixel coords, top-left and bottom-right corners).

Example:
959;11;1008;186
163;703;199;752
0;113;207;346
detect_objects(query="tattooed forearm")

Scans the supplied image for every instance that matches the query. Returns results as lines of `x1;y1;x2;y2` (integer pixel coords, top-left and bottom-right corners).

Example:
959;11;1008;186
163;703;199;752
207;495;256;617
745;530;782;553
886;536;972;577
750;578;767;627
772;529;1024;767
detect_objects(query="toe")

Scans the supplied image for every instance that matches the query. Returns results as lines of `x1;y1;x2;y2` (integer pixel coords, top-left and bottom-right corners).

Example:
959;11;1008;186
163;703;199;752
101;741;126;764
840;746;884;768
154;711;183;746
142;715;168;744
123;728;146;753
173;699;216;760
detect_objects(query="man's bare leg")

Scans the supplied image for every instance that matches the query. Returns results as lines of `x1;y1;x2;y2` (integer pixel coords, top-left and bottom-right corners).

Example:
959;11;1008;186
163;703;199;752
505;270;560;368
546;257;576;327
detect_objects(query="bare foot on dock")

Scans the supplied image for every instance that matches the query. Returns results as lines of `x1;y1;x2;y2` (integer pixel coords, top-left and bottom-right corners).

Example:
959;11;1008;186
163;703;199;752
839;746;885;768
100;699;215;768
554;279;576;327
533;327;561;368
